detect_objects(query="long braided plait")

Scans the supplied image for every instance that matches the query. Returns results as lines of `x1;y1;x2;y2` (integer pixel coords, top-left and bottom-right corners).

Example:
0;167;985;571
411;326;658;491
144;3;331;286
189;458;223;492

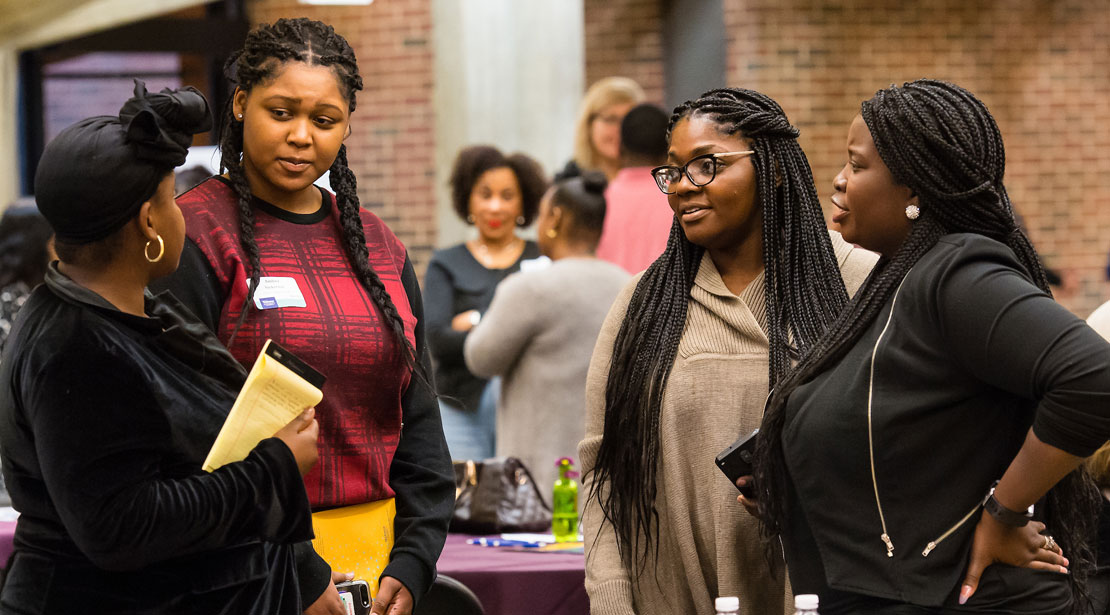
216;18;422;377
755;80;1097;609
586;88;850;571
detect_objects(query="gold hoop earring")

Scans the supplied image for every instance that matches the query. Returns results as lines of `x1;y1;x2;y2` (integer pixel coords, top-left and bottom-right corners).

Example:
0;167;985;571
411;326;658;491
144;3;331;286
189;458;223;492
545;228;558;239
145;235;165;263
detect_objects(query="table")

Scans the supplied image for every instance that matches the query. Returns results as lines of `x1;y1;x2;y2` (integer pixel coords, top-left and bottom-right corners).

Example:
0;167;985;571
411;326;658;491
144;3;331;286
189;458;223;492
436;534;588;615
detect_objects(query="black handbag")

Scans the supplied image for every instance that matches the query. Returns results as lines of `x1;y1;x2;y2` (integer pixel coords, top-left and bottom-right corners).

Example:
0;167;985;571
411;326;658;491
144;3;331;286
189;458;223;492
451;457;552;534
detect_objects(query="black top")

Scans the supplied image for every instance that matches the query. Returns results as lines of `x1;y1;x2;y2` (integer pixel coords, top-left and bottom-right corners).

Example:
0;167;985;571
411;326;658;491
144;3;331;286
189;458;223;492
424;241;541;411
781;234;1110;613
0;266;316;614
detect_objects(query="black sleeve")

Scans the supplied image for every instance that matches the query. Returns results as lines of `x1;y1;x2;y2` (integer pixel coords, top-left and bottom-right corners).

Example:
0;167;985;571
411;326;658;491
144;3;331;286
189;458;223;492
294;541;332;609
422;255;468;367
149;237;224;333
26;345;315;571
932;238;1110;456
381;255;455;604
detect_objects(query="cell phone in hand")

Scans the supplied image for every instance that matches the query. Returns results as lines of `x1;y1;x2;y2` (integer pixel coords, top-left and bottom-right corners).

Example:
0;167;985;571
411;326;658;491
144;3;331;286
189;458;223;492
716;429;759;498
336;580;371;615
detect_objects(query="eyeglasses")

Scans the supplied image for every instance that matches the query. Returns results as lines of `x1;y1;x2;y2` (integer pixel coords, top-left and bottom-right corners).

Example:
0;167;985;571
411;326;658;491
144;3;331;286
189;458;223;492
592;113;623;125
651;151;755;194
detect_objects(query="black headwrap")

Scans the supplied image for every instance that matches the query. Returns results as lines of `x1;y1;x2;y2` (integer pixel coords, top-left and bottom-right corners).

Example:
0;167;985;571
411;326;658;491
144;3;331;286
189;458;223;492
34;80;212;244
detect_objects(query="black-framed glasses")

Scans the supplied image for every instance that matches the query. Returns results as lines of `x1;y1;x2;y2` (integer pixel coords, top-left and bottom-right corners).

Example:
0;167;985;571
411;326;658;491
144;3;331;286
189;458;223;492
651;150;755;194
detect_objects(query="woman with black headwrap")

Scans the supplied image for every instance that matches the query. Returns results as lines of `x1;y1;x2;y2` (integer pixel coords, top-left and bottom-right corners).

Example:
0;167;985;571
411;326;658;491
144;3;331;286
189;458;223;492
0;82;325;614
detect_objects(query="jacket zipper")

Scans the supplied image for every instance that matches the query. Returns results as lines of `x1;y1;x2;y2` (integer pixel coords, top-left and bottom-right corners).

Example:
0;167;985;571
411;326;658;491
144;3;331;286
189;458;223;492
866;270;990;560
921;496;989;556
866;274;910;557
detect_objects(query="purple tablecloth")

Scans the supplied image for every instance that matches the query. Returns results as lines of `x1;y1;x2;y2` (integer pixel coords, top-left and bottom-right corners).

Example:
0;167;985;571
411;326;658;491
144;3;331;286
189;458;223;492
0;520;15;567
436;534;588;615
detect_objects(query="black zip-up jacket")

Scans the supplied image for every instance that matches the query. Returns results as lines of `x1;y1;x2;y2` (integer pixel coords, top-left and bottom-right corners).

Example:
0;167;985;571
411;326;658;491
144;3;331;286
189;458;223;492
781;234;1110;613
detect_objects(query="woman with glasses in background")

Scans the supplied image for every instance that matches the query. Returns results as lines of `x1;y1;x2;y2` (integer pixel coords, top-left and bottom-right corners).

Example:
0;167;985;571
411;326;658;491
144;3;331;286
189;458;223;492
578;87;877;615
555;77;644;182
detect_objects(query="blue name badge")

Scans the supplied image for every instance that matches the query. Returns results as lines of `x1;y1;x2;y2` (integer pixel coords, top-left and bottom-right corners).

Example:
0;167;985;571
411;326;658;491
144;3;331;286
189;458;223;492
250;277;307;310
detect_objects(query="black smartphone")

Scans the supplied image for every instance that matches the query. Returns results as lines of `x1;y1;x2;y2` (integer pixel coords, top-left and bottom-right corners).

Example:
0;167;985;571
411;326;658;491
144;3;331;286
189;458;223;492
715;428;759;498
336;580;371;615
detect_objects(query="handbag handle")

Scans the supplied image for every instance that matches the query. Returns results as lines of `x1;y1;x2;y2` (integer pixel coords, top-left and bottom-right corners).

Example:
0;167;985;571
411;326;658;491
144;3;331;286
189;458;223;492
455;459;479;499
466;460;478;486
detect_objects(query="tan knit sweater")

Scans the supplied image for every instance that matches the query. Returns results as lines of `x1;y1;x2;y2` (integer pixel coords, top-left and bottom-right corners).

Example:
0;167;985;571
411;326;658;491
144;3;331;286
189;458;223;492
579;231;876;615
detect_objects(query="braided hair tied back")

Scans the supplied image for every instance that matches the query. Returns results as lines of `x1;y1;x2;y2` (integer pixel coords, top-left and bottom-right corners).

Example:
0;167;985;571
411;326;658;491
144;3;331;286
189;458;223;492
216;18;423;379
587;87;850;570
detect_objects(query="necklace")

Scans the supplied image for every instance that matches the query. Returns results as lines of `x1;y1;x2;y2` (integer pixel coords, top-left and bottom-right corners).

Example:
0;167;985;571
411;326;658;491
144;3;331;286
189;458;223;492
471;237;524;268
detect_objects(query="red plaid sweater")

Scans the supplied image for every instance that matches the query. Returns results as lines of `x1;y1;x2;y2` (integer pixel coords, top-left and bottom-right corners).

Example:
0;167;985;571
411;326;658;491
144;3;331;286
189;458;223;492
154;177;452;600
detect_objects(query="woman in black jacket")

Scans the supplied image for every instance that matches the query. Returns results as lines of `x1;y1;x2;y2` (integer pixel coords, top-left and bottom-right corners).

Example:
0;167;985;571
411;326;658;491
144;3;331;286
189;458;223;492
755;80;1110;614
0;82;324;614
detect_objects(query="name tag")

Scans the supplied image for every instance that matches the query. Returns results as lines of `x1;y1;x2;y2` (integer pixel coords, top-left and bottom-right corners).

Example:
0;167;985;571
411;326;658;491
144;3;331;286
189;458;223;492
249;277;307;310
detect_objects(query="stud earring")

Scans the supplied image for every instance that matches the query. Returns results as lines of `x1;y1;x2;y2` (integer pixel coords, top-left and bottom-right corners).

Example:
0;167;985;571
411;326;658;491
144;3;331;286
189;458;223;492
545;228;558;239
466;214;475;224
905;204;920;220
516;215;526;226
237;113;243;120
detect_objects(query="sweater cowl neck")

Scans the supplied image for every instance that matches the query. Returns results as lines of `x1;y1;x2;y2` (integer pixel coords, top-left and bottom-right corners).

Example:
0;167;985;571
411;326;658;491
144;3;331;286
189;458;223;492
692;253;769;339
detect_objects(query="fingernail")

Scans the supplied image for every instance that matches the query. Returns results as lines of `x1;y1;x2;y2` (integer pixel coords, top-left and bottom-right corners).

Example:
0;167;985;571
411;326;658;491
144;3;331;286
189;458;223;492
1061;566;1069;574
959;585;972;605
1063;557;1070;567
346;572;355;580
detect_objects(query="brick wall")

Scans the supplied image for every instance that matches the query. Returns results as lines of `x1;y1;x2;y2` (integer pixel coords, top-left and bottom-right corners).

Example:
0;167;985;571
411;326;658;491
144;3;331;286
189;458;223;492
721;0;1110;316
248;0;437;271
583;0;665;104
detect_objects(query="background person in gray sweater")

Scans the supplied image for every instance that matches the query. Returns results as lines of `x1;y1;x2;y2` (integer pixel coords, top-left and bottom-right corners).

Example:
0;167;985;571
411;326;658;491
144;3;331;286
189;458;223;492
464;172;630;491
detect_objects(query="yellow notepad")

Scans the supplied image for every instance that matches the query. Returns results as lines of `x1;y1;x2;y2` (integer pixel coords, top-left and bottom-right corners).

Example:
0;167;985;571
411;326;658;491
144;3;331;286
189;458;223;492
203;339;326;472
312;498;397;596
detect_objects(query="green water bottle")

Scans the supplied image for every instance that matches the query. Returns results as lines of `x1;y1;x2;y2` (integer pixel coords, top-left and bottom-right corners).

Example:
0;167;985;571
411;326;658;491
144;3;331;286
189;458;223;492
553;457;579;542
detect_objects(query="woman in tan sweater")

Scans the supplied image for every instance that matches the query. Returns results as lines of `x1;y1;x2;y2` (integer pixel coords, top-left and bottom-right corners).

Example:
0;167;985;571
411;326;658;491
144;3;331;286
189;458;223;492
579;88;876;615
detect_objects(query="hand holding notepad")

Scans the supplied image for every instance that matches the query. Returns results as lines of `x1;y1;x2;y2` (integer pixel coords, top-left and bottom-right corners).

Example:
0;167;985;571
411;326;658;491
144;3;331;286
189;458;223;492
204;340;327;472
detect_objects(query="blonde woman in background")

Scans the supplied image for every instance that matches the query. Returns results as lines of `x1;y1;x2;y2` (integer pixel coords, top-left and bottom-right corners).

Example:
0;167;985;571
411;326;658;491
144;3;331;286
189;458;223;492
556;77;645;182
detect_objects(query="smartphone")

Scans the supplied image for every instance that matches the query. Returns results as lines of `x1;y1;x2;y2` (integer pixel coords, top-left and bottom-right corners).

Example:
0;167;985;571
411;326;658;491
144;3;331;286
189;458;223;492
335;580;371;615
715;429;759;498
